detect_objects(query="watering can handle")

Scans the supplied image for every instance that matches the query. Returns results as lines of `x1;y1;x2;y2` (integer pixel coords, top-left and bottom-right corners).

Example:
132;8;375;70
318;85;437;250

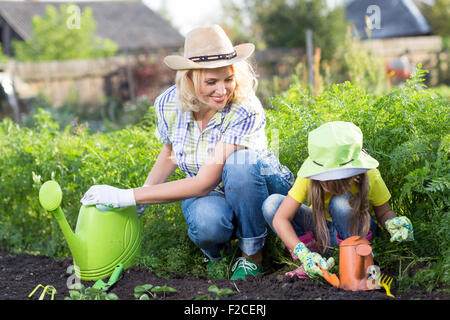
108;264;124;286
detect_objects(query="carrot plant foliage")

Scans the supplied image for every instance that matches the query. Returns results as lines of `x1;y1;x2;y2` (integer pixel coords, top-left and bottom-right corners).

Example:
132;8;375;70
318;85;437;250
0;66;448;291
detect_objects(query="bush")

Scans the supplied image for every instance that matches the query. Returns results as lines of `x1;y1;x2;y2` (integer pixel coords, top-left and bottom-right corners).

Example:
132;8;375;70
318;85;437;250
0;65;448;289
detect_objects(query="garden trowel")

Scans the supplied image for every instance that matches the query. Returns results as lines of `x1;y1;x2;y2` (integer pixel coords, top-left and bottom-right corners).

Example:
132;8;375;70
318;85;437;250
93;264;124;292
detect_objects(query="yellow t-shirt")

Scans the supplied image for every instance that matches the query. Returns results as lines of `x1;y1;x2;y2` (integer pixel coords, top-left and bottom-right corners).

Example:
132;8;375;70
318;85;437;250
288;169;391;222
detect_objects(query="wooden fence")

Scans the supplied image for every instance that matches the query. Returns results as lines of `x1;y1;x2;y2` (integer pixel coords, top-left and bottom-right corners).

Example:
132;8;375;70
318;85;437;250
11;53;175;111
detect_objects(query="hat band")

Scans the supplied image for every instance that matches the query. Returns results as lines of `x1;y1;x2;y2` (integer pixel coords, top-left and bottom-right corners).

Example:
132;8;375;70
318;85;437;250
312;158;355;167
189;50;237;62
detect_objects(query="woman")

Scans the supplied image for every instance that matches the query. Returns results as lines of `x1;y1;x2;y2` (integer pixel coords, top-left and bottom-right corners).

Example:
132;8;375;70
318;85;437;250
81;25;293;280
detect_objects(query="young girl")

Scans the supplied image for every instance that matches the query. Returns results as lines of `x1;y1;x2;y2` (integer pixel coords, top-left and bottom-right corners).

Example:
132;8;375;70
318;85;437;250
262;121;414;278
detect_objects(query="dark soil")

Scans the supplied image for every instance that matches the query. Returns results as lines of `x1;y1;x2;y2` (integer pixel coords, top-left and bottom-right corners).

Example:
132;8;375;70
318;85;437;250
1;250;448;301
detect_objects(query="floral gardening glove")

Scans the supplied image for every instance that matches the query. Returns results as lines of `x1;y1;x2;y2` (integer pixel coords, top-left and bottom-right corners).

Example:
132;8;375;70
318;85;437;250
80;185;136;208
385;216;414;242
293;242;335;278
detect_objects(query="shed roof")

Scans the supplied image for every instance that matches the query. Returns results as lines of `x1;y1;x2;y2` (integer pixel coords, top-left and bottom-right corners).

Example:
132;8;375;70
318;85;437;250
0;1;184;51
346;0;431;39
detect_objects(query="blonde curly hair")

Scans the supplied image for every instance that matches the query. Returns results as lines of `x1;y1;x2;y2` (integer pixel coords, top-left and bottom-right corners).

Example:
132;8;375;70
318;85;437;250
175;60;258;112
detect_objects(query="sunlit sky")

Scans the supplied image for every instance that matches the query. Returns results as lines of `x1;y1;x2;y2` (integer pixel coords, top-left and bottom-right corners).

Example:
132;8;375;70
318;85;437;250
143;0;345;36
19;0;347;36
143;0;224;36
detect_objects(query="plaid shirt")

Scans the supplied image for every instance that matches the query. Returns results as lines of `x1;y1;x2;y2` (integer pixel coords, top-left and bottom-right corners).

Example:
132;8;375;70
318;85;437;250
154;85;294;193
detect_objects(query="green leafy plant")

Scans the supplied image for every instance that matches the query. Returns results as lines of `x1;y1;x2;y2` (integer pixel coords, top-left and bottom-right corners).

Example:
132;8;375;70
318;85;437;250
194;285;236;300
65;283;118;300
0;63;448;292
134;284;177;300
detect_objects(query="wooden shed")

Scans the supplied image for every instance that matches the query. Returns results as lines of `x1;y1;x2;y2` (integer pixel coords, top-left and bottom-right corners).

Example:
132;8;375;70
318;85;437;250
0;0;184;56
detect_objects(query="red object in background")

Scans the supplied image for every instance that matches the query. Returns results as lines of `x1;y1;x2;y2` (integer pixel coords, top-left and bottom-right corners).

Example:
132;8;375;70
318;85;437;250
386;56;411;81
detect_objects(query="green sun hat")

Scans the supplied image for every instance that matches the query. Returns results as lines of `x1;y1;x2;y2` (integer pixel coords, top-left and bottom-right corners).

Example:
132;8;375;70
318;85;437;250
297;121;379;181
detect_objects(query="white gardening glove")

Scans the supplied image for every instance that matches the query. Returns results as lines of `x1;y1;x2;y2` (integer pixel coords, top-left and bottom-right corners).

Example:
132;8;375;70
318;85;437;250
80;185;136;208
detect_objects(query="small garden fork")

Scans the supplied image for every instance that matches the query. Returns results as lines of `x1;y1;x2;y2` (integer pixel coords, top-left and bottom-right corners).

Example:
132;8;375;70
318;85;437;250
377;274;395;298
28;284;57;300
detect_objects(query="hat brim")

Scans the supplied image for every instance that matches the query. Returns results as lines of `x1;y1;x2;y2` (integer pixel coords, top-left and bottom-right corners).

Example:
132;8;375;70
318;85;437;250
163;43;255;70
297;151;379;181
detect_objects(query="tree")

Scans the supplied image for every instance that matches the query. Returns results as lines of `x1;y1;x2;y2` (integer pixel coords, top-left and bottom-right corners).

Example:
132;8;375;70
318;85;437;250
13;3;118;62
417;0;450;37
221;0;348;60
417;0;450;50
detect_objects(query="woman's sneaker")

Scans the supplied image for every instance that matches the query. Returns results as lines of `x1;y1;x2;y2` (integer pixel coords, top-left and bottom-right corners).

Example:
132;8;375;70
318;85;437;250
230;257;262;281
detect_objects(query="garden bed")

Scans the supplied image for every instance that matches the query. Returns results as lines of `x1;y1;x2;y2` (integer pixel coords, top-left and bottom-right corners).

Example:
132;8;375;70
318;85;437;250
1;250;448;301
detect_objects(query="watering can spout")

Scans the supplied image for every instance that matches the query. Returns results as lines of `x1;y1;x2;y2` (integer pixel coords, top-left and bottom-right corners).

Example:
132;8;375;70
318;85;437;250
39;181;84;256
52;206;84;255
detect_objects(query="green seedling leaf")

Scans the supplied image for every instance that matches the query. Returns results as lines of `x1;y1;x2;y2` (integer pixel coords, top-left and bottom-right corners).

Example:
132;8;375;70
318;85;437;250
151;285;177;293
68;290;81;300
139;294;150;300
142;284;154;291
106;293;119;300
85;287;103;295
134;284;154;299
151;285;177;298
216;288;235;297
207;285;236;300
207;285;220;295
134;284;152;294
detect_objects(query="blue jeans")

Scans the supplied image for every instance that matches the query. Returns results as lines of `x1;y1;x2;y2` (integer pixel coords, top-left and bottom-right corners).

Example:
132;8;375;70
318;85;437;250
181;150;292;261
262;192;377;248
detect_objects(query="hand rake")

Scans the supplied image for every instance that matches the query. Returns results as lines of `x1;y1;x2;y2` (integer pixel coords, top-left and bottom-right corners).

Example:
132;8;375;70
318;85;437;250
378;273;395;298
28;284;57;300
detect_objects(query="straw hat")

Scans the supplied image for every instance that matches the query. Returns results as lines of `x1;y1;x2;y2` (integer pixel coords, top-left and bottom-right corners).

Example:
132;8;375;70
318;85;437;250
164;24;255;70
297;121;379;181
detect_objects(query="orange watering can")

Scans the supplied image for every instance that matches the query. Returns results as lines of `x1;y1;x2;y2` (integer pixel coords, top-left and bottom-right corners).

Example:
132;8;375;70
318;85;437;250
318;235;376;291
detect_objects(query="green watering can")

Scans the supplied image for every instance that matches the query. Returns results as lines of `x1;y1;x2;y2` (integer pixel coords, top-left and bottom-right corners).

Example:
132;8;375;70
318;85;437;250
38;180;142;281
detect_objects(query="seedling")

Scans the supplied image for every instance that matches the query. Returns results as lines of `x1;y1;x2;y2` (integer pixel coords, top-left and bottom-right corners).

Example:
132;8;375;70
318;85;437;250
195;285;236;300
65;283;119;300
134;284;177;300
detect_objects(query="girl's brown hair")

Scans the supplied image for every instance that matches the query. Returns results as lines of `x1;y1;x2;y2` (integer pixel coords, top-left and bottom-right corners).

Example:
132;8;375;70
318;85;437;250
307;173;371;253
